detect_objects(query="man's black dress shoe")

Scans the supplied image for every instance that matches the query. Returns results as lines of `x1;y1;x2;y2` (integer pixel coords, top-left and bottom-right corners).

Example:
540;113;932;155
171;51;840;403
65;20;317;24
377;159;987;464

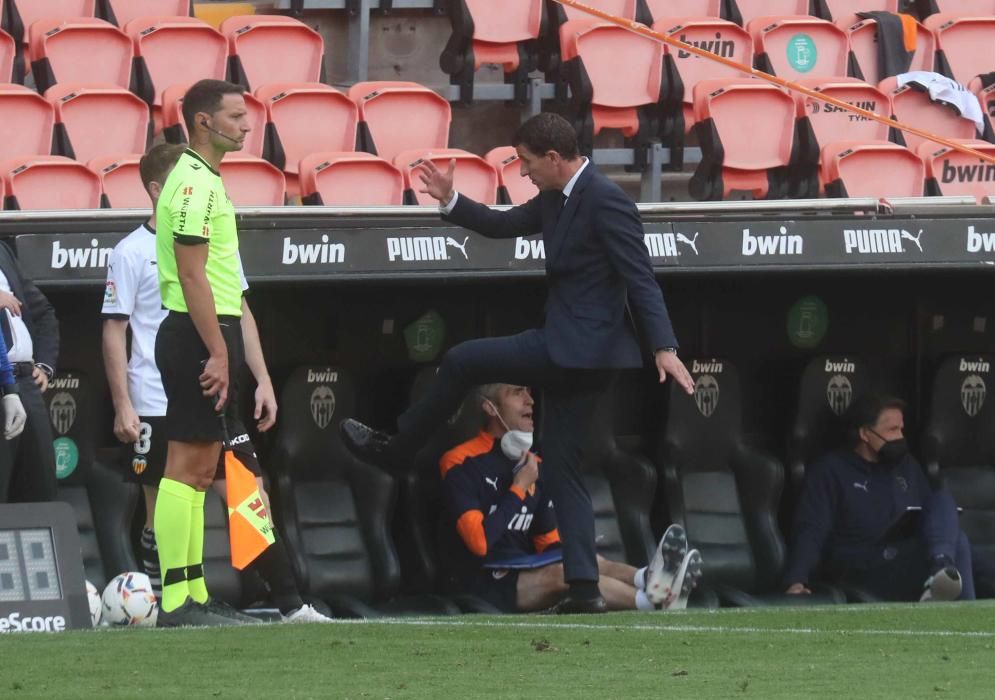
339;418;394;467
549;595;608;615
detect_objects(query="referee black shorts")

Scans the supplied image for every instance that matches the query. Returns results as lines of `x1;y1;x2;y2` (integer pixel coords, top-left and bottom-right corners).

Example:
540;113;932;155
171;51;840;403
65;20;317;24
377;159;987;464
155;311;244;445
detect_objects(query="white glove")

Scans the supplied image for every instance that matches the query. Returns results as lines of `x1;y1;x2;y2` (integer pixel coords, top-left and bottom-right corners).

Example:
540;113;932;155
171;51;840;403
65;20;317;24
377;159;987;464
3;393;26;440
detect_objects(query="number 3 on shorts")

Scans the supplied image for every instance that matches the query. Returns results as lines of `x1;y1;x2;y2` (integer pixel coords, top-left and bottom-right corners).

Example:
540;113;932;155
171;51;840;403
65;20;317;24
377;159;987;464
135;422;152;455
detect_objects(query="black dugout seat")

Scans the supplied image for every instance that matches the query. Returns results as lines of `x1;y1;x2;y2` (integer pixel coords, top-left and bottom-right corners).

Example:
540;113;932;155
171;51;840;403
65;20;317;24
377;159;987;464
45;370;138;590
656;358;844;606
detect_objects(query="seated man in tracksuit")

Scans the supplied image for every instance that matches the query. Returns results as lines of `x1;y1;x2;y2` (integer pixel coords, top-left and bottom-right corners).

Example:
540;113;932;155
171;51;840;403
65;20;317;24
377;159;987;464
439;383;702;613
785;394;976;602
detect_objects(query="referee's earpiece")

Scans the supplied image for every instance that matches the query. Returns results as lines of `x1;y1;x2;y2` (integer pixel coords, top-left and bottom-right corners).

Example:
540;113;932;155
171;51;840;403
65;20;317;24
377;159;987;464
200;119;242;144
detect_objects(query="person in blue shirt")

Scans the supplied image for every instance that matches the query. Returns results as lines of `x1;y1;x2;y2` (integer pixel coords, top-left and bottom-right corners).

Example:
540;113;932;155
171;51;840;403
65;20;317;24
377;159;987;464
440;383;702;613
785;394;975;601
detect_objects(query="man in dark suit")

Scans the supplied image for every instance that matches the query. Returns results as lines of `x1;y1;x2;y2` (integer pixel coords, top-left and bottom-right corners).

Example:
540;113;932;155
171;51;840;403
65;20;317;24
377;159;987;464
0;242;59;503
341;113;693;613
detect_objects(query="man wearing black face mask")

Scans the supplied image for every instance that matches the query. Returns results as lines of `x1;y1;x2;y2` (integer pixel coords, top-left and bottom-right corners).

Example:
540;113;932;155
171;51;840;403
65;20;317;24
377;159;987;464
784;394;976;602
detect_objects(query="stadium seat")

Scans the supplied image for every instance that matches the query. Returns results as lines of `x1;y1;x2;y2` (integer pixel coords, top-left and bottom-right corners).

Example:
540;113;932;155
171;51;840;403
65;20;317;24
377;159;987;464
880;76;979;152
924;15;995;88
840;14;934;85
7;0;96;49
485;146;538;204
0;83;55;161
87;154;146;208
654;358;842;606
100;0;192;28
914;1;995;19
644;0;723;23
819;0;899;22
968;76;995;142
28;17;132;93
542;0;650;78
0;28;13;82
439;0;544;103
786;355;870;498
347;81;451;164
656;17;753;149
921;354;995;595
298;152;403;206
749;16;849;82
0;155;101;209
44;370;140;590
394;148;498;206
218;152;286;206
46;84;150;164
221;15;324;92
689;78;796;200
725;0;812;27
256;82;358;198
788;77;891;197
125;16;227;127
160;83;266;157
920;140;995;202
821;140;926;198
559;19;665;155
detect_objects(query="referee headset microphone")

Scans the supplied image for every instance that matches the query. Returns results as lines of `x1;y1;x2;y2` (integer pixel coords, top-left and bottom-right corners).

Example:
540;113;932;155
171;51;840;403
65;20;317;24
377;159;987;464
200;119;242;144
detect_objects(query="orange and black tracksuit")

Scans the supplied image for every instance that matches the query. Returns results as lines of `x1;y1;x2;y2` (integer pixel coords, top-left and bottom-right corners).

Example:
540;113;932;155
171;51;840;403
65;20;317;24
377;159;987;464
439;430;561;586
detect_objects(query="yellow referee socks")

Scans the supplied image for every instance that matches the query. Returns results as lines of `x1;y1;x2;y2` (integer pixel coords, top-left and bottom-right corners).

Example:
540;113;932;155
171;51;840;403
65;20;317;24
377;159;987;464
154;478;198;613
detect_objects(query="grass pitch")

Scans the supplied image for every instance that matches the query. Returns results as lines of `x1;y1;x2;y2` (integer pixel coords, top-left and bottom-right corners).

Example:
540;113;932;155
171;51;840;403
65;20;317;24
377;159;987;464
2;602;994;699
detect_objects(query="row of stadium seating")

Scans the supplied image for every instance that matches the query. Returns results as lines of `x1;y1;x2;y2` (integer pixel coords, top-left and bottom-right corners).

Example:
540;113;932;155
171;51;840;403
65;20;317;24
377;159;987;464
50;350;993;610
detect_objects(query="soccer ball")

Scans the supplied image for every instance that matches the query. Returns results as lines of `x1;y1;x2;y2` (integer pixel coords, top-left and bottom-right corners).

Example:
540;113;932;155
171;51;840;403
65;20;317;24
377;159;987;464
85;580;102;627
101;572;158;627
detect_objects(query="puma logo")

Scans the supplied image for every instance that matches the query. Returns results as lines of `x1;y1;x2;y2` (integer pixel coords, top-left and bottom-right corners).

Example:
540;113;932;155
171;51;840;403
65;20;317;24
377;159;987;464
676;232;699;255
445;236;470;260
484;476;499;491
900;229;923;253
853;480;869;493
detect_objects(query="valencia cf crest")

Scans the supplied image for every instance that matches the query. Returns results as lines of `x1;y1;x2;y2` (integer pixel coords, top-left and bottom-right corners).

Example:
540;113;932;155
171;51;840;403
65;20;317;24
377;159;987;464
693;375;720;418
310;385;336;429
961;374;986;418
49;392;77;435
826;374;854;416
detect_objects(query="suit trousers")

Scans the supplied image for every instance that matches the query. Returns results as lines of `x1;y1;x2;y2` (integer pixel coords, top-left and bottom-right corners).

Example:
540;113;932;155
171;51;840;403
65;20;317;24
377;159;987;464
397;329;611;584
0;377;57;503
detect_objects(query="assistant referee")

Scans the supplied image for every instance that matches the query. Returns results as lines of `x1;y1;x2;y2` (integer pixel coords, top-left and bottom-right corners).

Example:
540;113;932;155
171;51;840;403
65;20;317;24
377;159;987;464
153;79;251;627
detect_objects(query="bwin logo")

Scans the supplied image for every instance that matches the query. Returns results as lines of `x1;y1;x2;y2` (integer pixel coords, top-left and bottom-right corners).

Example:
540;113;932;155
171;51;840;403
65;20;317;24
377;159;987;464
967;225;995;253
959;358;991;374
515;237;545;260
49;392;77;435
307;369;338;384
961;374;986;418
691;359;723;374
508;506;534;532
309;386;336;429
826;374;854;416
694;374;720;417
51;239;113;269
741;227;803;256
281;235;345;265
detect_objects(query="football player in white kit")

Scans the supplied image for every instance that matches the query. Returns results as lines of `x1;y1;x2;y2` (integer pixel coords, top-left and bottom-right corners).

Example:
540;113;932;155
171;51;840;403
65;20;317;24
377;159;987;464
101;143;330;624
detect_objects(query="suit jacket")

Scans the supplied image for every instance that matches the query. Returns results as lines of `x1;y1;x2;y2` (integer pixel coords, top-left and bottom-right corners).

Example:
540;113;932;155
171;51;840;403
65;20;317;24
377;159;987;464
0;243;59;369
444;164;677;369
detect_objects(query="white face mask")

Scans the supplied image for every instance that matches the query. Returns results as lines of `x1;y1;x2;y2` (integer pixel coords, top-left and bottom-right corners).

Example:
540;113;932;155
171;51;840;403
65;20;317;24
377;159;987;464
484;398;534;462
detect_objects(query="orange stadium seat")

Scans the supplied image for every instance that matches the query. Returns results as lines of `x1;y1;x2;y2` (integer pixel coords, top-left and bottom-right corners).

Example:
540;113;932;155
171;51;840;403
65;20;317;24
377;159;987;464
920;140;995;202
486;146;538;204
644;0;723;23
220;15;324;92
86;154;145;208
218;153;286;206
101;0;192;28
880;76;978;152
46;83;150;164
0;155;101;209
916;1;995;17
299;152;404;206
559;19;664;153
656;17;752;141
160;83;265;156
7;0;96;44
839;14;934;86
0;84;54;160
725;0;811;28
125;16;227;126
821;140;925;198
0;29;12;82
689;78;797;200
556;0;644;22
28;17;132;93
394;148;498;205
820;0;899;22
256;82;358;197
347;81;451;164
924;15;995;87
749;16;848;82
544;0;650;78
790;77;891;196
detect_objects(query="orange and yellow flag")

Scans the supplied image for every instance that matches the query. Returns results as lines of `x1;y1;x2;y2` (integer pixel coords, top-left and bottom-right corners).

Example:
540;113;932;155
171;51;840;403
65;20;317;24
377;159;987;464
224;450;275;570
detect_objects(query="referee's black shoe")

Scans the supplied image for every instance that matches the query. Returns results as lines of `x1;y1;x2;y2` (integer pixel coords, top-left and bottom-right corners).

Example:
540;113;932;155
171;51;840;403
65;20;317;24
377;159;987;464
156;597;244;628
339;418;395;468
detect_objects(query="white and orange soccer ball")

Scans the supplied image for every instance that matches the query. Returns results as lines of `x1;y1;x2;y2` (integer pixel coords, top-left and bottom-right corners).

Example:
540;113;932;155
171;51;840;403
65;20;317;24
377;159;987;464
101;572;158;627
85;580;102;627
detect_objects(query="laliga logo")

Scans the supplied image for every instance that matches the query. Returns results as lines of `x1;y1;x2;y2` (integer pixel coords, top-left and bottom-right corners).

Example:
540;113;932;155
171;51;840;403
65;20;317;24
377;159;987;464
693;374;720;418
49;392;77;435
826;374;853;416
310;385;336;430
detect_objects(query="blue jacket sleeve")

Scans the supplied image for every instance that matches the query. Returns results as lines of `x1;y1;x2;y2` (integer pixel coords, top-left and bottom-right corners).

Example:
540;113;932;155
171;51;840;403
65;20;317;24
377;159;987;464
443;193;543;239
0;328;14;387
784;460;838;586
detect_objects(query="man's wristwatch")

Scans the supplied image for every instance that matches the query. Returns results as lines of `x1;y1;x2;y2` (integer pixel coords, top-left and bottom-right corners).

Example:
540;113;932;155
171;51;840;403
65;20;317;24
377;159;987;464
657;347;678;355
34;362;54;380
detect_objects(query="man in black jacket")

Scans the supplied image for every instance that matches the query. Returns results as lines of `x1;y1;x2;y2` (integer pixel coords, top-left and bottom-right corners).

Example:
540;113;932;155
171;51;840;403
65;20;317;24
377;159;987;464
0;242;59;503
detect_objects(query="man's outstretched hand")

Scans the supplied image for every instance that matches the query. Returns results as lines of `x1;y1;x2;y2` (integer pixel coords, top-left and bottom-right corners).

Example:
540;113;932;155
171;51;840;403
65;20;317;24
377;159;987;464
417;158;456;204
656;350;694;395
